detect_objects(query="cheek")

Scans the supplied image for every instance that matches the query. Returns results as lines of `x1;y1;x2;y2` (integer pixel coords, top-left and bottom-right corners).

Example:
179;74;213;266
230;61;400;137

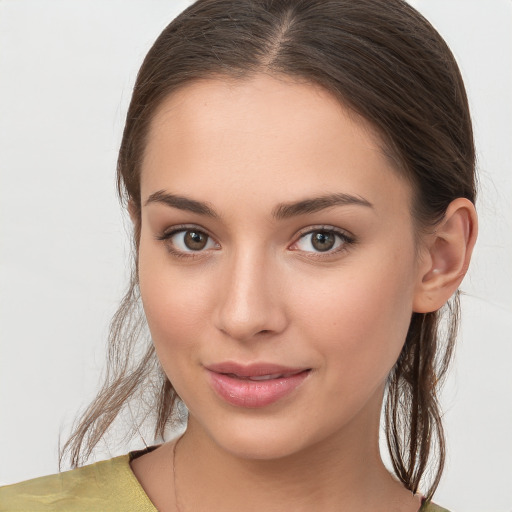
138;243;212;361
293;252;416;383
138;258;217;405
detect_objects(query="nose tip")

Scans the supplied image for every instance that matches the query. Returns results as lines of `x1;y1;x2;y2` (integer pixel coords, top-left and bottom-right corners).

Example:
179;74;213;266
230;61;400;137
214;260;287;342
217;303;281;342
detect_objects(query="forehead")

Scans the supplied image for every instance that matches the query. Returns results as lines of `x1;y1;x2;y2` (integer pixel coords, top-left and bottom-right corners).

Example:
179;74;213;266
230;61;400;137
140;74;412;217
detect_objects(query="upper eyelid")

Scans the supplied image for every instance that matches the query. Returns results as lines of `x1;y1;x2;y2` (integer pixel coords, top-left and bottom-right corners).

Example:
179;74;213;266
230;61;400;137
157;224;215;240
157;224;350;234
293;225;354;240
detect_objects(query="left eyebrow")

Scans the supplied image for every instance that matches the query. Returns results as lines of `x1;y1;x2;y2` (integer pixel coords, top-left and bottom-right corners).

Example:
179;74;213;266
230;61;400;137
272;193;374;220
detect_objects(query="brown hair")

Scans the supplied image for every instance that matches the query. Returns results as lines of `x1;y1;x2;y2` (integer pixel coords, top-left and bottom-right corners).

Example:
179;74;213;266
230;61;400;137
62;0;476;500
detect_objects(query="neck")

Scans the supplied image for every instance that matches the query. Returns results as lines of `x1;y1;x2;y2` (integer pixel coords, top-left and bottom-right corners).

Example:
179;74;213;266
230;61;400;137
175;401;417;512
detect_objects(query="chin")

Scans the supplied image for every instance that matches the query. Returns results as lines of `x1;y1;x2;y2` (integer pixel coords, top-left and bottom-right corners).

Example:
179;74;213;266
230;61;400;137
216;430;311;461
188;409;337;462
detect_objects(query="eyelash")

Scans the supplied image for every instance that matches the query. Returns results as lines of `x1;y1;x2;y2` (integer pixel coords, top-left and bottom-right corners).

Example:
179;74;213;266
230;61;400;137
156;224;356;259
156;224;219;259
290;226;356;259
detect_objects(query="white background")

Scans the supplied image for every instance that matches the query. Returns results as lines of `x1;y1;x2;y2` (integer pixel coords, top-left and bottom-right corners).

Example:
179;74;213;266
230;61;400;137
0;1;511;510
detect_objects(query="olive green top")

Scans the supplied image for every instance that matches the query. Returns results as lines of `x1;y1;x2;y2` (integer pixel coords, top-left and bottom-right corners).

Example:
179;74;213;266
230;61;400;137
0;453;155;512
0;452;450;511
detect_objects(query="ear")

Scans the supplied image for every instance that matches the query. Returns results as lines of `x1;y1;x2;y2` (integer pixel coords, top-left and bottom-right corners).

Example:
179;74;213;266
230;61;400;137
413;198;478;313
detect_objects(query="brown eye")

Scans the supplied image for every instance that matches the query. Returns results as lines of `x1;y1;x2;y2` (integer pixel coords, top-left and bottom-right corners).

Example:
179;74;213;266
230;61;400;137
160;227;218;254
310;231;335;252
293;228;353;255
184;230;208;250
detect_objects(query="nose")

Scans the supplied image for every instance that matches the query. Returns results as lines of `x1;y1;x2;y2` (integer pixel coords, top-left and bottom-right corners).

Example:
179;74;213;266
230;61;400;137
213;250;288;342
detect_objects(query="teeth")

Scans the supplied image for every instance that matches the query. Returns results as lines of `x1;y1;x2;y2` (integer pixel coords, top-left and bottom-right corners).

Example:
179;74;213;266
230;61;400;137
248;373;284;381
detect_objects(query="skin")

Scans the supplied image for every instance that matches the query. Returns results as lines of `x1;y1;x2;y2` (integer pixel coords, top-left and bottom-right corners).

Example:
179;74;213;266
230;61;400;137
130;74;476;512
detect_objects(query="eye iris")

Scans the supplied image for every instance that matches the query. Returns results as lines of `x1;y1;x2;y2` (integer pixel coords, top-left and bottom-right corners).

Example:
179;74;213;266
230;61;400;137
184;230;208;250
311;231;335;252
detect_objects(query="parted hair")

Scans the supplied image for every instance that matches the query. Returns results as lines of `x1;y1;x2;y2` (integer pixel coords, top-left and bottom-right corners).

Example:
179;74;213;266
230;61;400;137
62;0;476;500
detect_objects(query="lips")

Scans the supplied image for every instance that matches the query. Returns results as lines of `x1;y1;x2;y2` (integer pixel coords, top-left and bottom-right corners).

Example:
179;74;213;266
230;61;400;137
236;372;296;381
205;362;311;408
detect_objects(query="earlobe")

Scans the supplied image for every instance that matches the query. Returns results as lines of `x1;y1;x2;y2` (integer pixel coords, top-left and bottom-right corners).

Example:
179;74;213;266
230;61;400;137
413;198;478;313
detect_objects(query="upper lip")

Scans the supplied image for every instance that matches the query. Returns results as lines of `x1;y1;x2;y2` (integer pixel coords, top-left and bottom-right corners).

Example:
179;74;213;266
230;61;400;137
205;362;309;378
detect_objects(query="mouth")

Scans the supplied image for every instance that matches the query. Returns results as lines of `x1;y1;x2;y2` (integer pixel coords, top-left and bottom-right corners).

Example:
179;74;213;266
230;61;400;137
205;363;311;408
222;369;306;381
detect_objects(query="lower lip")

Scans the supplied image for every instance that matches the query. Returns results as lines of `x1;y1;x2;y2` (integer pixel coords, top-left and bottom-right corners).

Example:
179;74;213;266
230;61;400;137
207;370;310;408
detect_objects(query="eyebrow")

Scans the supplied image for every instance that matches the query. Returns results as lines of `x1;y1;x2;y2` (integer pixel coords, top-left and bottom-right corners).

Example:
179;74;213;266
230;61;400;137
145;190;218;217
144;190;373;219
272;193;373;219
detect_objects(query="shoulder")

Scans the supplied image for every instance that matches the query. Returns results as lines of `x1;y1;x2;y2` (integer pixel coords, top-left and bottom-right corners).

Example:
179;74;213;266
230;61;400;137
421;501;451;512
0;454;156;512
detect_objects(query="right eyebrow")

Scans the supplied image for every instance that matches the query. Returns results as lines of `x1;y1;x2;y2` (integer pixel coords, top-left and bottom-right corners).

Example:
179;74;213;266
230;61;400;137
144;190;219;218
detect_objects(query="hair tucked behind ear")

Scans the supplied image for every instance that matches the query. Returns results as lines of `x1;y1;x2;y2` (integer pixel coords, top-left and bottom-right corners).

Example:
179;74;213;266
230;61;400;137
62;0;476;499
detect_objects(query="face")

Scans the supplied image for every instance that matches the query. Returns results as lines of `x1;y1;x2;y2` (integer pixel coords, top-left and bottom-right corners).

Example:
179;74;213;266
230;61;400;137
138;74;425;460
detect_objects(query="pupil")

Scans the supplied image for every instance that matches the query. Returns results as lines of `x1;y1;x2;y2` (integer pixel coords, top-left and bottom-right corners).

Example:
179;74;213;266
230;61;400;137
312;231;335;252
185;231;207;250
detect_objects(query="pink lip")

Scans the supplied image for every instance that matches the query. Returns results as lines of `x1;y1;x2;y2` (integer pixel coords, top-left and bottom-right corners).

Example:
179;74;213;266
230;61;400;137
205;362;311;408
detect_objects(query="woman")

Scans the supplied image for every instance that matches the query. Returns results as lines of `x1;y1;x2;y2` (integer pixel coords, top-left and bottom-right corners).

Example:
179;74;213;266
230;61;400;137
0;0;478;510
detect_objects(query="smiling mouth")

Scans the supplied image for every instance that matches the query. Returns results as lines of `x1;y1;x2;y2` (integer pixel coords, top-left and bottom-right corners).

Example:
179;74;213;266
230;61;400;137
206;365;311;408
223;370;307;381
